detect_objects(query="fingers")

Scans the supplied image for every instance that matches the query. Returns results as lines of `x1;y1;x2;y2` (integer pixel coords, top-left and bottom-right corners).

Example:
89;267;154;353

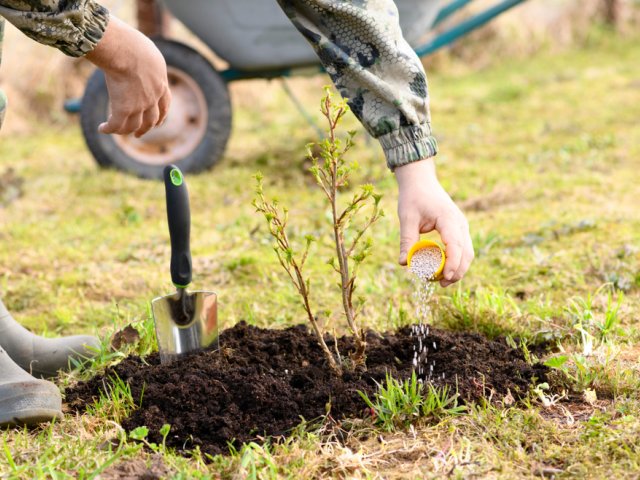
455;226;475;284
135;106;160;138
439;217;474;287
439;223;463;287
398;213;420;266
100;88;171;136
158;88;172;126
98;116;112;135
99;110;142;135
117;114;142;136
98;112;125;135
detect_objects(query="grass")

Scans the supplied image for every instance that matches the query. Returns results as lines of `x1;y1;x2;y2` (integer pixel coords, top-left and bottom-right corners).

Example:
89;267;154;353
2;30;640;478
359;372;466;432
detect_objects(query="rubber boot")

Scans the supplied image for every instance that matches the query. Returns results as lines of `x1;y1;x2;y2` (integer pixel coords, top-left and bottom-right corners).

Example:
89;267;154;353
0;300;100;378
0;346;62;427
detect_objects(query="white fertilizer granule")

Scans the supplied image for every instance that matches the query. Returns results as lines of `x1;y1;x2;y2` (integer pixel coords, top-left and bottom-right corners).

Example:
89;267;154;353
408;246;444;382
408;246;443;324
409;246;443;281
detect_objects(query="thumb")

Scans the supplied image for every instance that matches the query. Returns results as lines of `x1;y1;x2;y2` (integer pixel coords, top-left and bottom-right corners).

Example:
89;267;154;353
398;215;420;266
98;114;114;134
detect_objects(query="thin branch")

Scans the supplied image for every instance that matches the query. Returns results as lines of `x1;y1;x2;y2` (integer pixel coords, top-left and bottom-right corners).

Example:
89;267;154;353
347;213;380;258
254;175;342;375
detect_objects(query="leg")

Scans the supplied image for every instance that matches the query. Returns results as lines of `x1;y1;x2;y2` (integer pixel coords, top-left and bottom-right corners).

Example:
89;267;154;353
0;13;97;429
0;28;99;377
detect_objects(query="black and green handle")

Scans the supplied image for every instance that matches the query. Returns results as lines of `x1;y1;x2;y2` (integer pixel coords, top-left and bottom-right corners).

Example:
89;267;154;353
163;165;192;288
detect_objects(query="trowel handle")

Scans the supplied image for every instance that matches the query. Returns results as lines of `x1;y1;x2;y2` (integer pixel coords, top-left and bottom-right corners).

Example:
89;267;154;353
163;165;192;288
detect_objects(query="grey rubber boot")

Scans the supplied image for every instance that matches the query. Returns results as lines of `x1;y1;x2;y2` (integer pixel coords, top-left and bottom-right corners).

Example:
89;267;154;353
0;346;62;427
0;299;101;378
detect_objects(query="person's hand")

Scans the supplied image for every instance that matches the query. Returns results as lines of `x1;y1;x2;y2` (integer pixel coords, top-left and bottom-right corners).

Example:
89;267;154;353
85;16;171;138
395;158;474;287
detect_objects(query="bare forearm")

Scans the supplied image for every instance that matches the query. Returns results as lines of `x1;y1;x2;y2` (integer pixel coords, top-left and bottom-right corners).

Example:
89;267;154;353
86;16;146;74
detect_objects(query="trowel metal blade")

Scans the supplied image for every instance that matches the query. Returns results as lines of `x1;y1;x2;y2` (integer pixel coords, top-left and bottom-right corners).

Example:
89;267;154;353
152;290;218;364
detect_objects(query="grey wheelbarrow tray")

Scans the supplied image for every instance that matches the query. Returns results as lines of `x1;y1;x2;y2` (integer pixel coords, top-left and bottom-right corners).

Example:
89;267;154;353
164;0;526;78
74;0;529;178
165;0;441;74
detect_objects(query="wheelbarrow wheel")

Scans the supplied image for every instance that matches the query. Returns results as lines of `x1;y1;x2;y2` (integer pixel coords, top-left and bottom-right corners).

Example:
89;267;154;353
80;39;231;179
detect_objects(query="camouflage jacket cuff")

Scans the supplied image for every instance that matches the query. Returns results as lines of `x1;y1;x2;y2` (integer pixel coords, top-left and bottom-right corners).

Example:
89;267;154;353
61;1;110;57
378;124;438;171
0;1;109;58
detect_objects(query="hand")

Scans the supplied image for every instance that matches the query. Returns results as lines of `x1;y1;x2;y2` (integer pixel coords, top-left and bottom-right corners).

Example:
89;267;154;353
395;158;474;287
85;16;171;138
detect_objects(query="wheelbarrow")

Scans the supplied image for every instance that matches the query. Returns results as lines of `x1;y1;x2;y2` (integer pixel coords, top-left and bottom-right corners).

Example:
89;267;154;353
74;0;528;179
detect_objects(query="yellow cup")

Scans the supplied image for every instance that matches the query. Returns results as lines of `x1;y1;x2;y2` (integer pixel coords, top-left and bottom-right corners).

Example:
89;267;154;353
407;240;446;281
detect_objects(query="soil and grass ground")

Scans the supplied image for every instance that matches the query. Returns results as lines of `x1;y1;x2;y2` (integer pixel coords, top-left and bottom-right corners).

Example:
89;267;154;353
66;323;546;458
1;30;640;479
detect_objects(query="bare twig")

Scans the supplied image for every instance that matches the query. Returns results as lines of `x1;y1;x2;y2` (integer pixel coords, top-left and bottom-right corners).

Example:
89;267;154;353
254;88;383;373
309;89;384;368
253;174;341;375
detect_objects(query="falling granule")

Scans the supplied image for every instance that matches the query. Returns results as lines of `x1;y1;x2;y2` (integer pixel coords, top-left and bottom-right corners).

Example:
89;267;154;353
408;245;444;383
409;245;443;325
414;282;435;327
409;278;435;382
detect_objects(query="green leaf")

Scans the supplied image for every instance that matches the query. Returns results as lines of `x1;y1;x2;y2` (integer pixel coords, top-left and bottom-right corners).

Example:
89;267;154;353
160;424;171;437
544;355;569;369
284;247;294;263
129;426;149;441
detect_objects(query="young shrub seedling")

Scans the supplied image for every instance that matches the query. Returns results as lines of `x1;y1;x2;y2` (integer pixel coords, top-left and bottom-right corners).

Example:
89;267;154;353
253;174;340;374
308;88;384;366
253;88;383;373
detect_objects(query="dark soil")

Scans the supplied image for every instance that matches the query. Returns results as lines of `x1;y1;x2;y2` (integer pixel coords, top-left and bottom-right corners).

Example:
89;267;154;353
66;322;547;458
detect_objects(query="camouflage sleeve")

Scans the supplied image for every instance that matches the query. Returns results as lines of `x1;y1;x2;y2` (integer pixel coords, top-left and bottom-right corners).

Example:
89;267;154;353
276;0;438;171
0;0;109;58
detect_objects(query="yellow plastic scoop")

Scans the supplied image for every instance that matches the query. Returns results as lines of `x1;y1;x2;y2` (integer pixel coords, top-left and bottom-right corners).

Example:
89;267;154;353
407;240;446;281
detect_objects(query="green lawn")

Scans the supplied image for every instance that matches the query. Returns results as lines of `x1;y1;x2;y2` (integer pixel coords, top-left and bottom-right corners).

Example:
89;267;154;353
1;31;640;479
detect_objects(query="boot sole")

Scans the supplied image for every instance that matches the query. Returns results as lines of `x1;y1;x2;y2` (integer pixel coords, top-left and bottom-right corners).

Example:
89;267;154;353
0;381;62;427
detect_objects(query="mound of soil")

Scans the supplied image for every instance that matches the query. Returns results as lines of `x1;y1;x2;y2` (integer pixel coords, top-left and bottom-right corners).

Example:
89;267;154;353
66;322;547;457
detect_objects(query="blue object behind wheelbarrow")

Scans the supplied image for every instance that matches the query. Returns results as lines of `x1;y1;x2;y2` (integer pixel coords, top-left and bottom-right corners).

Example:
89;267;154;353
74;0;527;179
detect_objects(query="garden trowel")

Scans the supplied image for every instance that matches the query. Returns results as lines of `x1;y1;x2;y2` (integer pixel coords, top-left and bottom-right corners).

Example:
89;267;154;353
152;165;218;364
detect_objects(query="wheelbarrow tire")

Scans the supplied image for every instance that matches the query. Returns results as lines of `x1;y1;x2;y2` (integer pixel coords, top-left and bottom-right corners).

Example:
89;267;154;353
80;39;231;179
